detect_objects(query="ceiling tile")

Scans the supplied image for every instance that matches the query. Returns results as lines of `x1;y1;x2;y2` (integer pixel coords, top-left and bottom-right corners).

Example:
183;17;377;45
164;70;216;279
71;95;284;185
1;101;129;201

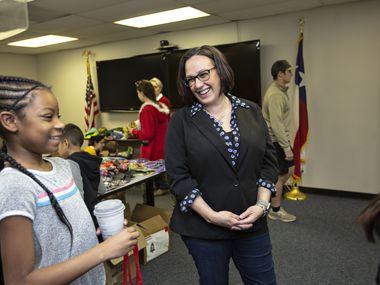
78;0;183;22
28;4;68;22
30;15;103;34
220;0;321;20
92;30;157;43
29;0;129;14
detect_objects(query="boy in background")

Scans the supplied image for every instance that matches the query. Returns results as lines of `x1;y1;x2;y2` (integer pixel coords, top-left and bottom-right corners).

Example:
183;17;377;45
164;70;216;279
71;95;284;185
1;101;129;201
104;140;119;157
84;134;105;156
58;123;106;227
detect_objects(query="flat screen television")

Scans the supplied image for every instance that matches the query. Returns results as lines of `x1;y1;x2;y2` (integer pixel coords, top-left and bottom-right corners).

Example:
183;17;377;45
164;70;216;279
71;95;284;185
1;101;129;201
97;53;166;111
96;40;261;111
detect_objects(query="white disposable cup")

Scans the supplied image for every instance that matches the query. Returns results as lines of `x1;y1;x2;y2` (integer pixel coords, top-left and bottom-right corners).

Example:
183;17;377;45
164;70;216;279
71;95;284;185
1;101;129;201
93;199;125;240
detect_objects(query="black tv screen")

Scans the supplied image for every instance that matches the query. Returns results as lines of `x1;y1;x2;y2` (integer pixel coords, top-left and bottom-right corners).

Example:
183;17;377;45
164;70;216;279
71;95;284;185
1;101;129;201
218;41;261;106
96;40;261;111
97;53;166;111
161;49;186;109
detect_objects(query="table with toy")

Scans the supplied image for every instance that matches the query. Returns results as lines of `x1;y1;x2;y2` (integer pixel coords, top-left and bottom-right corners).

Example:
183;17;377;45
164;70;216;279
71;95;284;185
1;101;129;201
98;158;165;206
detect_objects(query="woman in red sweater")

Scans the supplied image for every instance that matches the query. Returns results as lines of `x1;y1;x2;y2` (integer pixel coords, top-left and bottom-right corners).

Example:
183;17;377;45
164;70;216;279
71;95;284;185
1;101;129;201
131;80;170;161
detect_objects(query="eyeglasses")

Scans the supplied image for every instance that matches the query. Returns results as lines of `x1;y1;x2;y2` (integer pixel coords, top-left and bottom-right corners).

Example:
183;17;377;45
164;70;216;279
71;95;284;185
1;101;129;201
183;67;215;87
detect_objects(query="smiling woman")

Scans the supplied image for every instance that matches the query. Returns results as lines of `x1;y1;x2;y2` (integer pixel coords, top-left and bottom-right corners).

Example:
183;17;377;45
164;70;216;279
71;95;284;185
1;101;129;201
0;75;140;285
165;45;278;285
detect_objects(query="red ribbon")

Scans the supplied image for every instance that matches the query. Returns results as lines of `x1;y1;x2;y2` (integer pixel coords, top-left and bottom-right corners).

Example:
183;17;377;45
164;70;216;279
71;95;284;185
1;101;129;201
123;245;143;285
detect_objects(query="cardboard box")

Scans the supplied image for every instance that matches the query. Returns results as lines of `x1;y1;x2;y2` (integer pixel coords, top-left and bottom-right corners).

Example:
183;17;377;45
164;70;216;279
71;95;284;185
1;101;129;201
131;203;172;224
131;204;171;264
137;215;169;264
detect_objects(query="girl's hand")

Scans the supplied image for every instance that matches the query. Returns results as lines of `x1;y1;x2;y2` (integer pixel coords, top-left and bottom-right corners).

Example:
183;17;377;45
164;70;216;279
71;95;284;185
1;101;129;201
101;226;140;260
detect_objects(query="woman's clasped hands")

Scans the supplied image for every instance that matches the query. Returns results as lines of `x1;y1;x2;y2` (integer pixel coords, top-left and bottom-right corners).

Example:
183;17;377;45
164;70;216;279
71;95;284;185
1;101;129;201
210;205;264;231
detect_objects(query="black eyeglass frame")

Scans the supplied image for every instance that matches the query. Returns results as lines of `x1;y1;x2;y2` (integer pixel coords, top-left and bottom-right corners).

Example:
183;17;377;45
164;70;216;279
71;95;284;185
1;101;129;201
183;67;216;87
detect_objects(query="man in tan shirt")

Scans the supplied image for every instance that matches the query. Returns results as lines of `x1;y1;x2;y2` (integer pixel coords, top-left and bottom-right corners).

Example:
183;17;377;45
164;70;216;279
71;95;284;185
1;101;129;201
262;60;297;222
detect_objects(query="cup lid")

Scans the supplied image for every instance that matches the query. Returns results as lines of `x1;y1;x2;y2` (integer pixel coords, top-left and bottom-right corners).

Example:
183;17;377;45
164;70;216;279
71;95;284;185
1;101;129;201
94;199;125;215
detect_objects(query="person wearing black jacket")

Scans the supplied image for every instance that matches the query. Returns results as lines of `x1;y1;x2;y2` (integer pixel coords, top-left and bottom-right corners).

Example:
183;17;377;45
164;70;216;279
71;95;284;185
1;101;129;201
165;45;279;285
58;123;106;227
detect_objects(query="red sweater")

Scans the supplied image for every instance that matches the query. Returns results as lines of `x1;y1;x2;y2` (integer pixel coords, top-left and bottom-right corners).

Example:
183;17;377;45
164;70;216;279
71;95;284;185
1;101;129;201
132;102;169;161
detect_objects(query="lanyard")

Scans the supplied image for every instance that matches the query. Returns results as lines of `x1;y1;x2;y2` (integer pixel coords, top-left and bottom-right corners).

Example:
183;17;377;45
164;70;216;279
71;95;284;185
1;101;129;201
123;245;143;285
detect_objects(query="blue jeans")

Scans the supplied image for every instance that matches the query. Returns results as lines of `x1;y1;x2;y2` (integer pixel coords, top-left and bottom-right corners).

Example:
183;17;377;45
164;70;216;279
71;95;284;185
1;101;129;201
182;232;277;285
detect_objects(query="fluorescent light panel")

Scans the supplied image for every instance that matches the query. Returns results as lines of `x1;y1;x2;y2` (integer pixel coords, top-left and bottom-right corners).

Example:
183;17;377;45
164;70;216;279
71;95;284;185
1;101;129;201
115;6;210;28
8;35;78;48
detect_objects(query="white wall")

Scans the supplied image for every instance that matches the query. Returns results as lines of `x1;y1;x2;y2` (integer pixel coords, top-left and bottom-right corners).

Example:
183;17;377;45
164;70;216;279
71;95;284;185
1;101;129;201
1;0;379;194
0;53;37;78
238;1;380;193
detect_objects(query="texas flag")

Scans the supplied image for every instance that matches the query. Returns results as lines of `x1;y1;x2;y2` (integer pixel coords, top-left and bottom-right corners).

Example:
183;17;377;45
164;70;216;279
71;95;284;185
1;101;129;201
293;32;309;182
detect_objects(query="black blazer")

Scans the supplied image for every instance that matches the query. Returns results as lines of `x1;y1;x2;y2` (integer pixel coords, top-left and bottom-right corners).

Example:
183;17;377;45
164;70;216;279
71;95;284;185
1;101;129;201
165;99;278;239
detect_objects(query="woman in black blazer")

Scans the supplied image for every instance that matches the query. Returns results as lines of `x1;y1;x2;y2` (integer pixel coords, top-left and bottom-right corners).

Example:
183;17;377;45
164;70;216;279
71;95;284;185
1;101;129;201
165;45;279;285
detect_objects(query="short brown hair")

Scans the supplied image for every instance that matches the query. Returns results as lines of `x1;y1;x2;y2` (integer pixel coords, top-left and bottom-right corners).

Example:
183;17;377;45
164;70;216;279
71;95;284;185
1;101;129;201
177;45;235;106
271;60;295;80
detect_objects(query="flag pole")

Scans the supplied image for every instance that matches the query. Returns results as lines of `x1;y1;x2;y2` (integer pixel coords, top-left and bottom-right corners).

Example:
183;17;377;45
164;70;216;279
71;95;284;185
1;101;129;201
285;17;307;201
83;50;100;132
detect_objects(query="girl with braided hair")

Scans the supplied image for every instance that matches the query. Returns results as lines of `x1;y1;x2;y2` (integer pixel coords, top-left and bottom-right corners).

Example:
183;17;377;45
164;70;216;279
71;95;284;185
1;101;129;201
0;76;139;285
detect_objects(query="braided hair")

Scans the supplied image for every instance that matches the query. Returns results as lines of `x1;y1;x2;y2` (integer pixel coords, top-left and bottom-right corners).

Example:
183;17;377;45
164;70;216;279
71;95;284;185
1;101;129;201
0;75;73;239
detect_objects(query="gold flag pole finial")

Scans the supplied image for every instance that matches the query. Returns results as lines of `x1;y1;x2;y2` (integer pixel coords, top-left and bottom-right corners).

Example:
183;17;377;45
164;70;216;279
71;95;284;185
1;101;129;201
298;17;305;33
83;50;94;77
82;50;91;59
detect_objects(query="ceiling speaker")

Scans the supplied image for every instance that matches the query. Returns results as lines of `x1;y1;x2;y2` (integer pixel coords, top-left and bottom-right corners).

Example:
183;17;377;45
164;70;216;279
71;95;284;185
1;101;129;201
0;0;29;40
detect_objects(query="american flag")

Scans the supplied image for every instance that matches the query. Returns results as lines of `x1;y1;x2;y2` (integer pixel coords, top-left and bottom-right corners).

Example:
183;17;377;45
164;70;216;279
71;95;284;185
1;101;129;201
84;56;99;132
293;31;309;182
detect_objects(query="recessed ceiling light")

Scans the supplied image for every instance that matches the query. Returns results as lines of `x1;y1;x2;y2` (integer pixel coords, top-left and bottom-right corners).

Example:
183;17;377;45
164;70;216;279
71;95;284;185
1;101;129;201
114;6;210;28
8;35;78;48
